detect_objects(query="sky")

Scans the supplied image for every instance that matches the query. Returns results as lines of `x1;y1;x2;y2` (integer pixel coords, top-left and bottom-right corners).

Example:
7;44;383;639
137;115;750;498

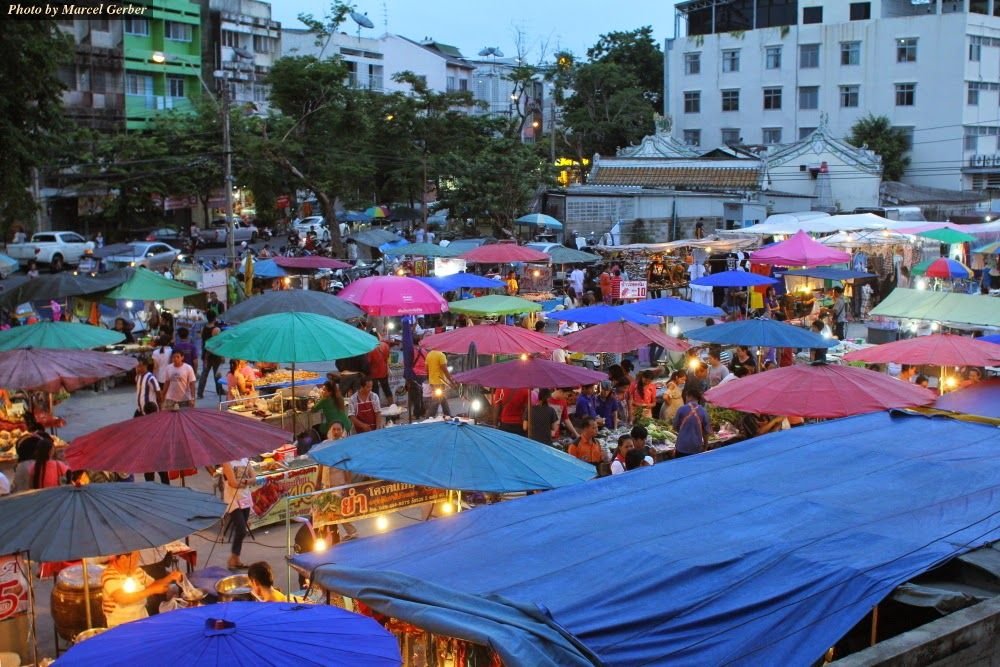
272;0;681;63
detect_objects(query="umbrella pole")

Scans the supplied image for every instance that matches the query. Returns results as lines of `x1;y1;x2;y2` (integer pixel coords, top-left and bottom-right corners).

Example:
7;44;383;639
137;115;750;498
25;552;37;667
939;365;945;396
82;558;93;630
291;362;297;435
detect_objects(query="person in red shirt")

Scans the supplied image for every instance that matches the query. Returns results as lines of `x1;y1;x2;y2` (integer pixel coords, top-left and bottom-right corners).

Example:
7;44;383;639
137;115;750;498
366;335;392;400
493;387;531;436
548;388;579;440
599;268;612;304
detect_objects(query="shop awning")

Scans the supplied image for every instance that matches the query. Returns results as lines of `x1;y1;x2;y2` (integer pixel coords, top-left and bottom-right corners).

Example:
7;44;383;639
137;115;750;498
870;288;1000;328
779;267;876;281
294;412;1000;667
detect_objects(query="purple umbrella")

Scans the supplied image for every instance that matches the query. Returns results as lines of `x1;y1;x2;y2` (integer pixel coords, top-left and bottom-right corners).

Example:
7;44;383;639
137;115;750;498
453;357;608;388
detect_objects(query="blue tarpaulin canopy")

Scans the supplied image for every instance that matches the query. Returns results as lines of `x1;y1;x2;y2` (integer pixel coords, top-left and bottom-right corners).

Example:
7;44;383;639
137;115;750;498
417;274;506;292
551;304;658;325
293;412;1000;666
779;267;876;281
691;270;777;287
618;297;724;318
933;379;1000;419
310;420;594;492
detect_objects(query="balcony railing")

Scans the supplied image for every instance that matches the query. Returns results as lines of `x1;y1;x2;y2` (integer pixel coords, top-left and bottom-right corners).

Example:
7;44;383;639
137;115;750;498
347;73;384;91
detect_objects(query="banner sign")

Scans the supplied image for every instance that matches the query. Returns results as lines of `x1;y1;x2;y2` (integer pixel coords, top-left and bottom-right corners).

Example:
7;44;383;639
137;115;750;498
619;280;647;300
0;555;29;622
250;463;321;529
310;480;447;528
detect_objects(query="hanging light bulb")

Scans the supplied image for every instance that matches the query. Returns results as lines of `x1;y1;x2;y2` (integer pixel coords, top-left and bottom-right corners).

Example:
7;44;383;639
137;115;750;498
125;300;134;309
440;501;455;515
122;577;138;594
519;353;529;361
386;321;395;331
470;398;482;413
669;324;680;336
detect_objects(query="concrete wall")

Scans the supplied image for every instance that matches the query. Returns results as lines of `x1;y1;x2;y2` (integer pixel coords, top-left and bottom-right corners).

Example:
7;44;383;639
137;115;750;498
832;595;1000;667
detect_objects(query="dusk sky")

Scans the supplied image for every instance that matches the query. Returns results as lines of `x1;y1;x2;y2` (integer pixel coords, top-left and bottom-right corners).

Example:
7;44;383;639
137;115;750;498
272;0;680;62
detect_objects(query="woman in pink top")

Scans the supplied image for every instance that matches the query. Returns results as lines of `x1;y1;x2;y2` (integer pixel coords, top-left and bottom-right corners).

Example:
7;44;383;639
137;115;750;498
29;439;69;489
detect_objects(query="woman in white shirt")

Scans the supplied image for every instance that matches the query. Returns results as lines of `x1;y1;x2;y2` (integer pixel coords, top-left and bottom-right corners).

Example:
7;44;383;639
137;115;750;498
150;335;173;389
222;458;255;570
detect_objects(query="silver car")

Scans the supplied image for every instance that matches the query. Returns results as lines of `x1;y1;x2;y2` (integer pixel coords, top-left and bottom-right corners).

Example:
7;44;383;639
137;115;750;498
103;242;181;271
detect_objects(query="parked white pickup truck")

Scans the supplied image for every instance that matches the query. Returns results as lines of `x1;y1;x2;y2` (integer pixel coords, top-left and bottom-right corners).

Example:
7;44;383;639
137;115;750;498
6;231;94;272
199;219;258;246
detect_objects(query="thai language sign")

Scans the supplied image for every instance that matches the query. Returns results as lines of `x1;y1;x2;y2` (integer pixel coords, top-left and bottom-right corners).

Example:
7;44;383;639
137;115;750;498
310;480;447;528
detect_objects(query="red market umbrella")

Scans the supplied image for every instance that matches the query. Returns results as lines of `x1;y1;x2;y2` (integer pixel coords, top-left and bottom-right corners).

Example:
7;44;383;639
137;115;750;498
272;256;351;271
704;363;937;418
0;348;137;393
65;408;292;473
459;244;551;264
923;257;972;280
561;321;690;354
452;357;607;388
421;324;565;355
842;334;1000;367
750;230;851;267
338;276;449;316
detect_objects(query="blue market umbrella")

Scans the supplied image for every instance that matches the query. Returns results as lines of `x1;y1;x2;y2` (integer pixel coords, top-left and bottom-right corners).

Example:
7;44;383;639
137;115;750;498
552;304;658;325
619;297;724;318
417;274;506;292
691;270;778;288
978;334;1000;344
933;379;1000;420
684;318;837;348
243;259;286;279
337;210;373;222
311;420;594;492
57;601;402;667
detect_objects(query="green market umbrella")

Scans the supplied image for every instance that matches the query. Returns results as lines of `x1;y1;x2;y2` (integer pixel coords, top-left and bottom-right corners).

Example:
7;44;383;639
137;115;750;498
448;295;542;317
0;321;124;351
545;246;602;264
916;228;977;244
206;312;378;431
383;242;461;258
104;267;200;301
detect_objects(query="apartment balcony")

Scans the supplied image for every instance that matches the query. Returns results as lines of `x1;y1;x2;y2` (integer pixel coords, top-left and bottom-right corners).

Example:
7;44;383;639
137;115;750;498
347;73;383;91
64;91;125;112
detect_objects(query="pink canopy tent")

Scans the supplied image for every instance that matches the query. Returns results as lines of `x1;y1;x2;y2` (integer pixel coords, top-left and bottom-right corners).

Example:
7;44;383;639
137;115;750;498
750;230;851;268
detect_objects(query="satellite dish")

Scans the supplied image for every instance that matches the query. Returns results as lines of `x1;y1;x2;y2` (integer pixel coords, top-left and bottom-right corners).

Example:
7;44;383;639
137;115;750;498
350;11;374;29
478;47;503;58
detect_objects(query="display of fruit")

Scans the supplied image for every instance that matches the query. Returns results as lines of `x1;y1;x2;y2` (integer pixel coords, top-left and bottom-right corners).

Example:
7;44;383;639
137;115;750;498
261;369;320;384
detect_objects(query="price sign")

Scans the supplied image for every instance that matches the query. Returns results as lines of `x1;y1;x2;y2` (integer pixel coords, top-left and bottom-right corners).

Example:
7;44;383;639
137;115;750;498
0;556;28;622
619;280;647;300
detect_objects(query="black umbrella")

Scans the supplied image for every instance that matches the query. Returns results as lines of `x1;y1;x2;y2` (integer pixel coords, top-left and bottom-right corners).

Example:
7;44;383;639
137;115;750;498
223;289;363;322
0;269;130;307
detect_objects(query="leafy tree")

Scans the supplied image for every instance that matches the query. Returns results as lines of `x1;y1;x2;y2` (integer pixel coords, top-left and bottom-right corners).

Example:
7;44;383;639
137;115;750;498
847;114;911;182
586;27;663;111
0;20;71;233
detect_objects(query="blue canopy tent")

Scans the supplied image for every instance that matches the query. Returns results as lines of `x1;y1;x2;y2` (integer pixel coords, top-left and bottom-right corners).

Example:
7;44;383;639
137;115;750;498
618;297;723;318
293;412;1000;666
933;379;1000;419
417;274;506;292
550;304;657;325
690;270;777;287
246;259;286;279
979;334;1000;344
778;268;876;281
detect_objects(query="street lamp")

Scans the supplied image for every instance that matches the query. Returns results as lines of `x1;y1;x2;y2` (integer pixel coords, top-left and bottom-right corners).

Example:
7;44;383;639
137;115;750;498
152;50;251;268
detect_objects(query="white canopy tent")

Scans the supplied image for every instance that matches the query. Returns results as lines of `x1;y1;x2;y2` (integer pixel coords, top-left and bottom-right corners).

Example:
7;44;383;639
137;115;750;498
719;212;891;235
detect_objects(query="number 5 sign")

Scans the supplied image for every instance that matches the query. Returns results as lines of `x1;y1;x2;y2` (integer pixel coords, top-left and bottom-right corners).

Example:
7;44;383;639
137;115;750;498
0;556;28;622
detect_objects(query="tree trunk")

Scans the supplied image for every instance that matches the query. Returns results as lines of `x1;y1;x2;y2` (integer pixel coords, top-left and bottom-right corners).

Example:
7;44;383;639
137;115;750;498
316;192;343;258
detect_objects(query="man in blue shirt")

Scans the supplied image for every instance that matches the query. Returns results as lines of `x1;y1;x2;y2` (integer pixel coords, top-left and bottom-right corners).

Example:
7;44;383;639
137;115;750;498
672;387;711;457
574;384;603;427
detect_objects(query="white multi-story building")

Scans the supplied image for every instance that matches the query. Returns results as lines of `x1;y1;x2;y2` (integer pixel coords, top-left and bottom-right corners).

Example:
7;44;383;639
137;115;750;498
281;29;386;92
666;0;1000;192
208;0;280;114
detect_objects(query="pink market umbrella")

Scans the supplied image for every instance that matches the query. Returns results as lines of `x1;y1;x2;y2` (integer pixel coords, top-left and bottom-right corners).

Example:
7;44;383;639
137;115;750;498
66;408;293;473
421;324;565;355
0;348;137;393
460;244;551;264
561;321;690;354
704;363;937;418
750;230;851;267
923;257;972;280
453;357;607;389
842;334;1000;367
338;276;449;316
272;255;351;271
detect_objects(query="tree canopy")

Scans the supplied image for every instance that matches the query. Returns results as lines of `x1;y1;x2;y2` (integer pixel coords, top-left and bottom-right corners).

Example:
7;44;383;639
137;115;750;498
847;114;911;182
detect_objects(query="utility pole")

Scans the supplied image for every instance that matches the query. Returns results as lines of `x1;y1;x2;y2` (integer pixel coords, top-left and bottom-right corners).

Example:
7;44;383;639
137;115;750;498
221;75;236;268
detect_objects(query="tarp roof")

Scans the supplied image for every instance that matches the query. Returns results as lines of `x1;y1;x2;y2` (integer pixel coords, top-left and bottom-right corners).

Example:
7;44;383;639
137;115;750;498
870;288;1000;328
294;411;1000;667
779;268;876;281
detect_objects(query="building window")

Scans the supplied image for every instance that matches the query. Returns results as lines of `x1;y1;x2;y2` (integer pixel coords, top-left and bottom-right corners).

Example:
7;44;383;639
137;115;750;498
253;35;274;54
721;89;740;112
447;76;457;91
803;6;823;23
167;75;185;98
800;44;819;69
965;134;978;151
799;127;817;140
684;91;701;113
222;30;240;48
840;85;860;107
895;83;916;106
969;84;980;105
164;21;192;42
124;18;149;36
841;41;860;66
459;79;468;91
763;87;782;110
765;46;781;70
970;42;982;62
684;52;700;75
683;129;701;147
850;2;871;20
897;38;917;63
722;49;740;73
253;85;268;103
721;128;741;145
763;127;783;144
125;73;152;96
798;86;819;110
896;126;914;150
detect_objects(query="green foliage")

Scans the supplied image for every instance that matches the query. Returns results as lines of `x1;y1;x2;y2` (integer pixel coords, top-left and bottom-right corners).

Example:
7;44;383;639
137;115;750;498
847;114;911;182
585;27;663;111
0;20;72;230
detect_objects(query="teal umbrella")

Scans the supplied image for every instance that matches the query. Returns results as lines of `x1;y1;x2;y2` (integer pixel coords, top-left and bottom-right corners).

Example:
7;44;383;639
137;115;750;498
545;246;602;264
515;213;563;229
206;312;377;363
0;321;125;351
104;267;200;301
